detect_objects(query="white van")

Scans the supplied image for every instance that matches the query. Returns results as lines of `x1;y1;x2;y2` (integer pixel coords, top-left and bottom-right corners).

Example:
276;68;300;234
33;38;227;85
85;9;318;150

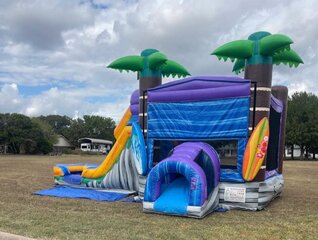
79;138;113;154
80;142;111;154
80;143;91;152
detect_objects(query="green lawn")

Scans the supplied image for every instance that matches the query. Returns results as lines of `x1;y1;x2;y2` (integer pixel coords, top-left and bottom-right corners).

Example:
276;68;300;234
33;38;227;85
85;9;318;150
0;155;317;240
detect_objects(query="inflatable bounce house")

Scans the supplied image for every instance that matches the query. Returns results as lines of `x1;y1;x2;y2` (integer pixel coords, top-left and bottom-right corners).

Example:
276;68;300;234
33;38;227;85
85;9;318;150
53;32;303;218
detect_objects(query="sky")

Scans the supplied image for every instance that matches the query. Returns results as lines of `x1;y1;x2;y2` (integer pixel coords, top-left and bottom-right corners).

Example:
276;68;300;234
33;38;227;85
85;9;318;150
0;0;317;122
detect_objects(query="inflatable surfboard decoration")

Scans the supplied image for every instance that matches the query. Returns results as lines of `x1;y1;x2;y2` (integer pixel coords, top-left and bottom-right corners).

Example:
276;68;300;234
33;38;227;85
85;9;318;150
242;117;269;182
131;122;147;175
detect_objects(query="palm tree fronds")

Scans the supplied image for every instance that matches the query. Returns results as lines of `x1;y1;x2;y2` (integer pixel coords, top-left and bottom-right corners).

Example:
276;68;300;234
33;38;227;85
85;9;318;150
161;60;190;78
148;52;168;69
260;34;293;56
107;55;143;72
273;49;304;68
212;40;253;60
232;59;246;74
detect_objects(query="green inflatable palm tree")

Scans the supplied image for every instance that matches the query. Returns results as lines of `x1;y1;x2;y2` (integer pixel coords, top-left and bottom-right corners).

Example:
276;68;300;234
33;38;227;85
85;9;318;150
108;48;190;79
212;31;303;126
212;31;303;74
108;48;190;131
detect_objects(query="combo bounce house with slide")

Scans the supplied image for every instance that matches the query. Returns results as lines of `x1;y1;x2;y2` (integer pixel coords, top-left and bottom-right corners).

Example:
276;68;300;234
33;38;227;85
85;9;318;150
52;32;303;218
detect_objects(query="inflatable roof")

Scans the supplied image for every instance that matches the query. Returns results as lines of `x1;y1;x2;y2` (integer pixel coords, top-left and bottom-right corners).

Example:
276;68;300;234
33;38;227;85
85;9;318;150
148;76;251;102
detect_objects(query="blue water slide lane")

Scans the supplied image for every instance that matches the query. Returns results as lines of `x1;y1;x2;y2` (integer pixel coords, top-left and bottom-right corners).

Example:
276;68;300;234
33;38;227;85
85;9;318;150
154;178;189;215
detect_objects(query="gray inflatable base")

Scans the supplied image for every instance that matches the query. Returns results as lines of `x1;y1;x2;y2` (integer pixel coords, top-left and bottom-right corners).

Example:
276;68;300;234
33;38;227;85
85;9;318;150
219;174;284;211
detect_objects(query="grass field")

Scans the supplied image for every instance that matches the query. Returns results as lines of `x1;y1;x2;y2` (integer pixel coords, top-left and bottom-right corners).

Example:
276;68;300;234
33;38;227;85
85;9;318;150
0;155;317;240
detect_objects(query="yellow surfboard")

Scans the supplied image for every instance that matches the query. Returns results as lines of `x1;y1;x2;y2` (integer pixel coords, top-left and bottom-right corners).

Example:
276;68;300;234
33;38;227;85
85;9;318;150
242;117;269;182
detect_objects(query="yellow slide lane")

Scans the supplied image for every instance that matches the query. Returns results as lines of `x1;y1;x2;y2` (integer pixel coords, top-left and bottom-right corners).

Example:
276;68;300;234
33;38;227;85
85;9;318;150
114;107;132;140
54;165;90;177
81;126;132;179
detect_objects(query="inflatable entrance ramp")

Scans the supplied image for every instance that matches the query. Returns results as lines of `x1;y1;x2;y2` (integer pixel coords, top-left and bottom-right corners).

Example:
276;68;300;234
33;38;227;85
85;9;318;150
143;142;220;218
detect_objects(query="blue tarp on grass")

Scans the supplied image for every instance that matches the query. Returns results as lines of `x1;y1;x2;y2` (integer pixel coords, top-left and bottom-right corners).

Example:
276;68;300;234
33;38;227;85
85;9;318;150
33;186;128;201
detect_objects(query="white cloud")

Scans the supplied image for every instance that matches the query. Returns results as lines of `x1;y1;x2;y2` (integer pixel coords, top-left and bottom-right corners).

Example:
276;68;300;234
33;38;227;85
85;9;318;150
23;84;132;120
0;0;317;120
1;0;94;50
0;83;23;113
0;83;130;122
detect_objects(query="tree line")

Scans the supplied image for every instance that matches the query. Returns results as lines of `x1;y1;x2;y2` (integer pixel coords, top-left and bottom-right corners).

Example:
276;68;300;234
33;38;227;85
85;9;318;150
0;114;115;154
286;92;318;159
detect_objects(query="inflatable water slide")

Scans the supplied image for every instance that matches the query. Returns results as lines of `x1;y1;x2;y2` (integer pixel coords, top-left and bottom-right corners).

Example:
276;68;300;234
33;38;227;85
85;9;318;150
53;91;144;193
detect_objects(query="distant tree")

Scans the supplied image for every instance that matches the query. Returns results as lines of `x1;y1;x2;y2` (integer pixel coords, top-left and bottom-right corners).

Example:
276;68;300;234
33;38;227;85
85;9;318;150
308;141;318;159
0;113;10;154
0;113;57;154
39;115;72;134
305;95;318;159
63;115;116;147
82;115;116;141
62;118;86;147
4;113;34;154
286;92;318;159
31;118;58;154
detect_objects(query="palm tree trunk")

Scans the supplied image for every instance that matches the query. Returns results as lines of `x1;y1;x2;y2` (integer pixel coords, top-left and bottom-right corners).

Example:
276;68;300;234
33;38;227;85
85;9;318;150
245;63;273;181
245;64;273;129
138;76;162;136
